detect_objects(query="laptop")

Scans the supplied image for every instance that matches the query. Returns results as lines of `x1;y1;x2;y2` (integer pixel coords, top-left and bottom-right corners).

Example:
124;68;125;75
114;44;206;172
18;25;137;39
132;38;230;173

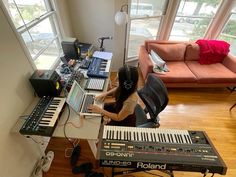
66;80;102;117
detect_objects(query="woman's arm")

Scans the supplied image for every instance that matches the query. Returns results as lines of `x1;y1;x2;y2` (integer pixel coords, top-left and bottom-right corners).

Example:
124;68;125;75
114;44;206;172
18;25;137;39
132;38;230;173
101;106;132;121
88;96;136;122
104;86;117;96
95;87;117;102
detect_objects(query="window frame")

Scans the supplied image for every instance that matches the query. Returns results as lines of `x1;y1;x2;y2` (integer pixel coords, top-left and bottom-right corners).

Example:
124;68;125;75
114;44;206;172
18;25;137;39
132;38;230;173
168;0;222;41
1;0;62;70
127;0;168;59
126;0;236;62
217;7;236;55
219;11;236;39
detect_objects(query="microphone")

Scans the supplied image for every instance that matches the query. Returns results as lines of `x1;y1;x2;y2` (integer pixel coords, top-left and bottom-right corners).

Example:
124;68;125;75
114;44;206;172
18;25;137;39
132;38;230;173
99;36;113;40
98;36;113;51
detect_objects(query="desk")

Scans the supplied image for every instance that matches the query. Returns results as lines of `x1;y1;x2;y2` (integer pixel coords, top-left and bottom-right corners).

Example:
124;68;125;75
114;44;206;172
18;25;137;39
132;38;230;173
53;58;112;158
15;57;112;158
53;109;101;139
53;107;102;158
12;56;112;177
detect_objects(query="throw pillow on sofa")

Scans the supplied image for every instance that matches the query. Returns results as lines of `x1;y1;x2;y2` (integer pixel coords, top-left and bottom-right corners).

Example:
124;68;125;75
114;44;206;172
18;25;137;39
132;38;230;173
149;50;169;74
185;43;200;61
148;43;186;61
196;39;230;64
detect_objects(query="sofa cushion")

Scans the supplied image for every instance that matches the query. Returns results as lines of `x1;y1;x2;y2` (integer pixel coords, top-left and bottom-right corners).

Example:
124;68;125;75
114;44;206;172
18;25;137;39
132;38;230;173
186;61;236;83
154;61;197;83
185;43;199;61
148;43;186;61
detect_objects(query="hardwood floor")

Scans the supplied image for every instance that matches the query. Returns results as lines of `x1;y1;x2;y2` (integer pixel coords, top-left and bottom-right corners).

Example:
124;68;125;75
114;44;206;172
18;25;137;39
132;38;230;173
44;71;236;177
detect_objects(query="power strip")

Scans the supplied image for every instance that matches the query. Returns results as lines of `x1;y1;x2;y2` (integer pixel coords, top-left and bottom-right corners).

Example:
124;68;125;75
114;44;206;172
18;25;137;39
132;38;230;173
31;151;54;177
42;151;54;172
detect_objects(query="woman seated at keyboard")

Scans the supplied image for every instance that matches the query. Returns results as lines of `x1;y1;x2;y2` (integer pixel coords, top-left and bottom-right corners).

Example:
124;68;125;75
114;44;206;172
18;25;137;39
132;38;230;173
88;65;139;127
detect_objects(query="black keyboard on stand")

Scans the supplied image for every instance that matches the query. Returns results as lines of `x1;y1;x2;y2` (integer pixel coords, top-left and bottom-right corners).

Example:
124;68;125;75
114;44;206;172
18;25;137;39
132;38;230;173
20;96;66;137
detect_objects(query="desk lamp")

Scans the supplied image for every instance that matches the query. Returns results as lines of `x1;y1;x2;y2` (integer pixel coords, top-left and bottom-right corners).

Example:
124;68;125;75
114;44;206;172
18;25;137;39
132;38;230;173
115;4;128;65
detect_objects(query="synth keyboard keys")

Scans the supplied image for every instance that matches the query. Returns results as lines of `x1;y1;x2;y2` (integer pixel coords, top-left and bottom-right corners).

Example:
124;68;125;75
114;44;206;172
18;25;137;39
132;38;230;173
39;97;66;127
99;125;228;175
87;58;111;78
102;126;193;144
20;96;66;136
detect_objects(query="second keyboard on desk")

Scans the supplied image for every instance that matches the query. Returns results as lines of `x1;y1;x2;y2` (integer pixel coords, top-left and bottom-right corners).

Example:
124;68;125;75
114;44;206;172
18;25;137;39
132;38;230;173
20;96;66;137
87;57;111;78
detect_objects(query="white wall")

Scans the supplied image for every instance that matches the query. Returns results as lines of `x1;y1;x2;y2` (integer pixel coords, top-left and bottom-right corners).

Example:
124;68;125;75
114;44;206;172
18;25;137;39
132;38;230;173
54;0;74;38
58;0;128;70
0;6;41;177
67;0;114;49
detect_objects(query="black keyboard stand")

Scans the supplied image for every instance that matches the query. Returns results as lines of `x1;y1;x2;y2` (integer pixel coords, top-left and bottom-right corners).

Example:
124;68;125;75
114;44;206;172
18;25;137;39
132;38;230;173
111;167;174;177
16;96;66;176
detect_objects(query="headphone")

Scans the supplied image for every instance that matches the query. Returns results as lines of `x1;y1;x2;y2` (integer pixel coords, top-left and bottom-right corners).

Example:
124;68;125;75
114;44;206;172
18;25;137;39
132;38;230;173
123;65;133;90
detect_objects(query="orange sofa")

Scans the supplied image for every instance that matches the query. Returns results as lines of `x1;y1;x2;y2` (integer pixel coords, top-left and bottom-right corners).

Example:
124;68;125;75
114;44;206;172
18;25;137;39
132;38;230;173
138;40;236;87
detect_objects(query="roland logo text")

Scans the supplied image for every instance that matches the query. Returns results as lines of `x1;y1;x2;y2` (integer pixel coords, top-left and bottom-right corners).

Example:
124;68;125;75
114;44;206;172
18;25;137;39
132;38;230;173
137;162;166;169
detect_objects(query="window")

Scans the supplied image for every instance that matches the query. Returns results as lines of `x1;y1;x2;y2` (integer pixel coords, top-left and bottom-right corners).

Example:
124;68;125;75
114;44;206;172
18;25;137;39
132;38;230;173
218;7;236;55
170;0;222;41
128;0;168;58
131;3;154;16
2;0;62;69
127;0;223;60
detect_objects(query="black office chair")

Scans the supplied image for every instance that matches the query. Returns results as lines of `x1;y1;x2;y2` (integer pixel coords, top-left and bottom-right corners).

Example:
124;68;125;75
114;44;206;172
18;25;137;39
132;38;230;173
135;74;169;128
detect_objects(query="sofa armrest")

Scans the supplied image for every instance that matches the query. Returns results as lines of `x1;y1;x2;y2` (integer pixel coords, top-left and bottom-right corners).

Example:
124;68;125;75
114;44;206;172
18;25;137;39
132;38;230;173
139;45;153;80
222;54;236;73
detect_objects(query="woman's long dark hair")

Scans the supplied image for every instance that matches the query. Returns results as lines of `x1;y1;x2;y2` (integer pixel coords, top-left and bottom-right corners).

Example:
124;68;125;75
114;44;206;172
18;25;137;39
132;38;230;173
114;65;139;112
